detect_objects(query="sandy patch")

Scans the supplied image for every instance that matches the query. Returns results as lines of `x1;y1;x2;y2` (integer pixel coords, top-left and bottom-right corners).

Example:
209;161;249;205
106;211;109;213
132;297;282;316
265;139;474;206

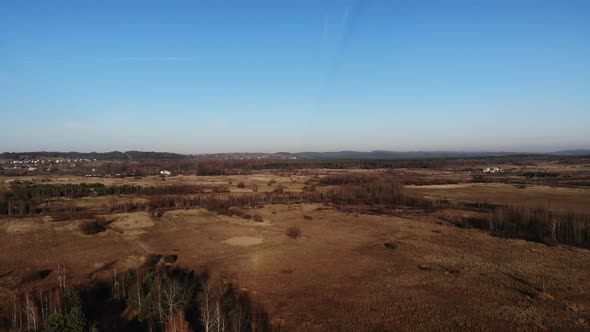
110;212;155;237
405;183;473;189
223;236;263;246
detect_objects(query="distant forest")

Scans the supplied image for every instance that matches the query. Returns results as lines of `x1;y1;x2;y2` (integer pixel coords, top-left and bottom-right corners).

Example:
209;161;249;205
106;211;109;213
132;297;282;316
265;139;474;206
0;151;188;161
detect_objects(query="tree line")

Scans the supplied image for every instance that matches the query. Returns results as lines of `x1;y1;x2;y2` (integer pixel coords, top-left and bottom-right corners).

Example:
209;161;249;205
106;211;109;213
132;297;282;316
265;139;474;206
7;264;270;331
0;183;229;216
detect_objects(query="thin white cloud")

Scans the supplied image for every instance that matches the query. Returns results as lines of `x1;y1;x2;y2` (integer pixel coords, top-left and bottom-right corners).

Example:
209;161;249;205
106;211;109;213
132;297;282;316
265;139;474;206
0;57;194;64
115;56;194;61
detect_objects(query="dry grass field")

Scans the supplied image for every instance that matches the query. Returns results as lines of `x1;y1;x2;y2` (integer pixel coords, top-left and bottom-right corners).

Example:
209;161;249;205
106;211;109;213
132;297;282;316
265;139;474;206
1;159;590;331
407;183;590;214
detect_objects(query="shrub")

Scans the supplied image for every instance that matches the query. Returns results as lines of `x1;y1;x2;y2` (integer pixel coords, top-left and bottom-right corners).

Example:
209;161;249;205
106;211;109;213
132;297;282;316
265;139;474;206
22;269;52;283
384;242;397;250
163;254;178;263
66;306;86;332
303;215;313;220
328;181;405;205
79;218;111;235
44;313;66;332
253;214;264;222
273;185;284;194
143;254;163;268
237;182;246;188
522;171;560;178
286;225;301;239
319;174;378;185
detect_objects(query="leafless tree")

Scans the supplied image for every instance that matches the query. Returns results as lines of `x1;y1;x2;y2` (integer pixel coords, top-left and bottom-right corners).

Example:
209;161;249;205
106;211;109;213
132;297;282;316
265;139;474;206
57;263;67;292
162;279;187;322
113;267;121;301
200;280;216;332
215;284;224;332
24;291;39;331
38;288;48;326
136;267;143;311
12;294;22;331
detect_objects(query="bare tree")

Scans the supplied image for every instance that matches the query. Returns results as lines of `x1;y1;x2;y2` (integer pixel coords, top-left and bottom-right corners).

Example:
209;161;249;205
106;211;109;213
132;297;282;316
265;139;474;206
200;280;216;332
136;267;143;312
57;263;66;292
12;294;22;331
24;291;39;331
161;279;186;322
112;267;121;301
38;288;48;326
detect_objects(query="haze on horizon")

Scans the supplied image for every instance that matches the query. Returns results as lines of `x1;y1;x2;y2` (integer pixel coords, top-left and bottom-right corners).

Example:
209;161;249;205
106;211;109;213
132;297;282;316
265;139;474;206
1;0;589;154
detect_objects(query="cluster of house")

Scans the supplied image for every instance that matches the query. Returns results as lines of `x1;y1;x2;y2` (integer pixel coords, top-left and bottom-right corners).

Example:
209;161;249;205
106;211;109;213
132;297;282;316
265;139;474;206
2;159;53;172
194;153;298;160
1;158;97;172
482;167;504;173
84;173;138;178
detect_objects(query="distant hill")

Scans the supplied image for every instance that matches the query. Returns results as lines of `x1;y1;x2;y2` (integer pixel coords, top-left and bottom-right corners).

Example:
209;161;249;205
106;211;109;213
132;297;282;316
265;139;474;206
2;149;586;161
294;150;521;159
124;151;188;160
0;151;188;161
549;149;590;156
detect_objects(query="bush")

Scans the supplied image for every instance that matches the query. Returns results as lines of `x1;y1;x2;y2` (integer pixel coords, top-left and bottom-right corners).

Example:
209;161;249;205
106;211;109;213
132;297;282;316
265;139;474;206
253;214;264;222
286;225;301;239
237;182;246;188
303;215;313;220
163;254;178;263
143;254;163;268
44;313;66;332
79;218;111;235
328;181;405;205
522;171;560;178
384;242;397;250
66;306;86;332
22;269;52;283
319;174;378;185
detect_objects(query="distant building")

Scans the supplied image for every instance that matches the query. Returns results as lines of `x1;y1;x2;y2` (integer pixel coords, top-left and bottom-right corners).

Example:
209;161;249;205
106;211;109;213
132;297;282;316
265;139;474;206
160;170;172;176
483;167;503;174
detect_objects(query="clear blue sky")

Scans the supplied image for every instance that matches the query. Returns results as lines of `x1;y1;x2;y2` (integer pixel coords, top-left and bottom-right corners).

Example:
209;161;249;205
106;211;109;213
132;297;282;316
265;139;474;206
1;0;589;153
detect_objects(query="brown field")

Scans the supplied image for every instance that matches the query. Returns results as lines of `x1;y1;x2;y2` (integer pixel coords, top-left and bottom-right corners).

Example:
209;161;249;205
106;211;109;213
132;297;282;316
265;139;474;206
1;159;590;331
407;183;590;214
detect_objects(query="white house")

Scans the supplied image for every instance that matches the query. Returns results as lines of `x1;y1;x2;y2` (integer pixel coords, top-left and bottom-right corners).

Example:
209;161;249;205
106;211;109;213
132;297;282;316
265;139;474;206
160;170;172;176
483;167;503;174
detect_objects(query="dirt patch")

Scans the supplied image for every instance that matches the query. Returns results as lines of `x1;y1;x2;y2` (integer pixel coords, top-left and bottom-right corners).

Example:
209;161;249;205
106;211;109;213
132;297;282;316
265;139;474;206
109;212;155;237
223;236;263;246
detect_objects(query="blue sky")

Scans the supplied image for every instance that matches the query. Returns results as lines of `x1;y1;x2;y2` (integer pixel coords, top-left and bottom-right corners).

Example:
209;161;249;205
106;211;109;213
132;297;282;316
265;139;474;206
1;0;589;153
